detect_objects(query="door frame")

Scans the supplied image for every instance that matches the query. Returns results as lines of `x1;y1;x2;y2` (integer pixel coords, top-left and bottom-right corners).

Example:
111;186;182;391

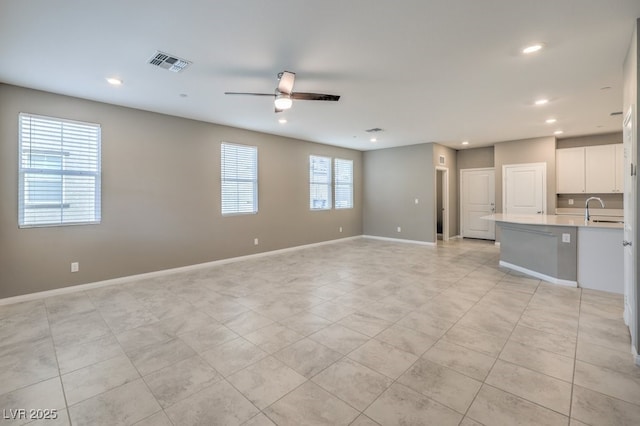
460;167;496;239
435;166;449;241
502;162;547;215
623;105;637;356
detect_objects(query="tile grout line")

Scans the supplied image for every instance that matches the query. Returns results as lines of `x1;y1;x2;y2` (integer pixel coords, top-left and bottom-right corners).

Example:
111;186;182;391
42;300;74;426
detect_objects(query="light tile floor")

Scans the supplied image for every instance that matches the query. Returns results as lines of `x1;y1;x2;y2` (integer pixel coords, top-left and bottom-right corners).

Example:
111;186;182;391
1;238;639;425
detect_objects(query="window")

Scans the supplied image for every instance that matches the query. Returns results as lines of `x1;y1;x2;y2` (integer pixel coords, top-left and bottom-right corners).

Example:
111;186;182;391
221;142;258;215
309;155;332;210
18;113;101;228
334;158;353;209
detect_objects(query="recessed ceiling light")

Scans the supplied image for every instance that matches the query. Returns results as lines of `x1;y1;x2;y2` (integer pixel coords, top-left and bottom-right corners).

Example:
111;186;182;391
545;118;557;124
461;141;469;145
370;138;377;142
522;43;545;54
278;118;287;124
554;130;564;135
106;77;123;86
534;98;549;106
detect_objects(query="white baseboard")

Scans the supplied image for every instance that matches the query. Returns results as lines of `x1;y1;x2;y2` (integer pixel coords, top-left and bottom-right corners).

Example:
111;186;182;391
0;236;362;306
499;260;578;287
632;344;640;367
362;235;436;246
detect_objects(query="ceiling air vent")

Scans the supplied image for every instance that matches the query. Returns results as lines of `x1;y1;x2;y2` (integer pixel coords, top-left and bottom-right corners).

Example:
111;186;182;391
148;51;192;73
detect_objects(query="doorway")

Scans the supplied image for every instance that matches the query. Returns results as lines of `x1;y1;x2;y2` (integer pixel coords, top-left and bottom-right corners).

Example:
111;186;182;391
460;168;496;240
436;167;449;241
503;162;547;215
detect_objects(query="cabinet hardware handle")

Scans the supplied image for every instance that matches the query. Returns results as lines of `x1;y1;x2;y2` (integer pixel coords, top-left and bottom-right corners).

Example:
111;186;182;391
623;241;632;247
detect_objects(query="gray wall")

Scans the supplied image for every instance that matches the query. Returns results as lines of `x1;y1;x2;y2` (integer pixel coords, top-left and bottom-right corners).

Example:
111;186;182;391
494;136;557;215
0;84;363;298
457;146;494;170
432;144;459;237
556;132;623;149
363;143;435;242
557;194;623;210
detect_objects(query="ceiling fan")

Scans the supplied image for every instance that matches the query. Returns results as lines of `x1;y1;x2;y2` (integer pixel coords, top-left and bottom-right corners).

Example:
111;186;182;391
225;71;340;113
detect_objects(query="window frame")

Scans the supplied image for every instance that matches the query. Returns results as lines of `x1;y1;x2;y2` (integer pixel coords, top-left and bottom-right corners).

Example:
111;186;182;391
334;158;354;209
309;155;332;211
220;142;258;216
18;113;101;228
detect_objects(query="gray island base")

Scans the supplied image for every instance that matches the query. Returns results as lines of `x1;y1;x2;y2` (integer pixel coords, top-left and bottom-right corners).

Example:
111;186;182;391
483;214;623;293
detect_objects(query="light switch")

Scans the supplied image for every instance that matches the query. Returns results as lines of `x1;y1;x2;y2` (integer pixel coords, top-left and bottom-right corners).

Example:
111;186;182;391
562;233;570;243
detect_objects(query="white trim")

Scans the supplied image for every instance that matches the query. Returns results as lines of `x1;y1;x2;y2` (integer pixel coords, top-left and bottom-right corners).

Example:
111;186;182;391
450;235;462;240
499;260;577;287
0;236;362;306
494;241;501;247
362;235;436;246
632;344;640;367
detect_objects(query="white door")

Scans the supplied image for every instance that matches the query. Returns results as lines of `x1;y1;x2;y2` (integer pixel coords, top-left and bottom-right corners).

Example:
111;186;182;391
623;107;636;348
503;163;546;215
460;168;495;239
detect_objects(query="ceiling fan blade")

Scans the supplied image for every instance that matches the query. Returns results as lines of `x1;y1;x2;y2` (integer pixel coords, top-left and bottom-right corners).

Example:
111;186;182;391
291;92;340;101
277;71;296;95
224;92;275;97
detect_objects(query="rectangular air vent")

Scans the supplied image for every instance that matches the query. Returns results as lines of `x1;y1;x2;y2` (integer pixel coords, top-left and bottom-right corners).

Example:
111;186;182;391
148;51;191;73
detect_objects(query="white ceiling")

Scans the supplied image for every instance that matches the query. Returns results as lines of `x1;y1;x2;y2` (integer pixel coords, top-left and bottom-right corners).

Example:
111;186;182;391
1;1;639;151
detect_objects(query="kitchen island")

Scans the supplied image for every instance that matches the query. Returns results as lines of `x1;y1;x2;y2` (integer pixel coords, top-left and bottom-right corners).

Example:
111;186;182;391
483;213;623;293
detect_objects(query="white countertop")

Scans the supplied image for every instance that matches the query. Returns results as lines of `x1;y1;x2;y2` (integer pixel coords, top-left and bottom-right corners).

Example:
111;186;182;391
483;213;624;229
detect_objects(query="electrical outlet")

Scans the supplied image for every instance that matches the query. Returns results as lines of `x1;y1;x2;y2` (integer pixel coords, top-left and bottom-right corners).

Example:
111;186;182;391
339;226;343;233
254;238;259;245
397;226;401;233
562;233;570;243
568;199;574;205
71;262;79;273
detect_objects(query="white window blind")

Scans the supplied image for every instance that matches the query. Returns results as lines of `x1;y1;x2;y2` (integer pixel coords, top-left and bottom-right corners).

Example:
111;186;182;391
334;158;353;209
221;142;258;215
309;155;332;210
18;113;101;228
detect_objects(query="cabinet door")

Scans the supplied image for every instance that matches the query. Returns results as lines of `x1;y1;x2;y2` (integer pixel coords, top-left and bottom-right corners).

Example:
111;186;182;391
556;147;585;193
586;145;616;193
615;144;624;192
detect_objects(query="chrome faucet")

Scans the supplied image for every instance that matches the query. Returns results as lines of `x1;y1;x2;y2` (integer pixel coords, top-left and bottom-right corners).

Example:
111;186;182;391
585;196;605;222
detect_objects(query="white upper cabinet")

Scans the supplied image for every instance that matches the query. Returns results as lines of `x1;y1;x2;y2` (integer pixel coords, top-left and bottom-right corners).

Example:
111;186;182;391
585;145;616;193
556;147;585;193
615;144;624;192
556;144;623;194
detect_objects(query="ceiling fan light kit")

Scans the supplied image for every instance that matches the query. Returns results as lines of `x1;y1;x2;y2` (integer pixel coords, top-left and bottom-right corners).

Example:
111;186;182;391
225;70;339;113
